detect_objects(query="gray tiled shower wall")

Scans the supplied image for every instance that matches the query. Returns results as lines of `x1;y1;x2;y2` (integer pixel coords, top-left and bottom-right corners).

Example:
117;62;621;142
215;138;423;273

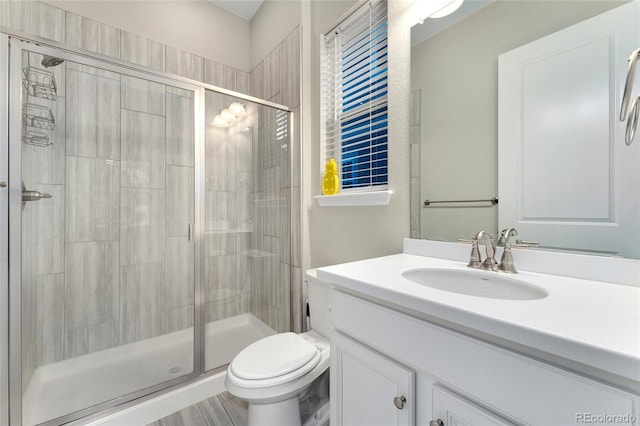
2;0;302;392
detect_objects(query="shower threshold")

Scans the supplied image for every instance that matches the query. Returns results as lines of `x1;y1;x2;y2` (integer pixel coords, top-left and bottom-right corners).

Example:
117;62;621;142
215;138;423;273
22;313;275;426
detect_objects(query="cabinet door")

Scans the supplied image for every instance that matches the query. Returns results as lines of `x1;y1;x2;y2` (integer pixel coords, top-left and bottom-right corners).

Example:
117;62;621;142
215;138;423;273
331;332;415;426
432;385;514;426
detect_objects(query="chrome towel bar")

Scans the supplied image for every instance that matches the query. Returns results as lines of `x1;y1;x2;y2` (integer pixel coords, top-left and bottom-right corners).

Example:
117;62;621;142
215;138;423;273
423;197;498;207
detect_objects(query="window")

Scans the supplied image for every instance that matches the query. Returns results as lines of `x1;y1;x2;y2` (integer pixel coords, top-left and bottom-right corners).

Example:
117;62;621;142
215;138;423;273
322;0;388;191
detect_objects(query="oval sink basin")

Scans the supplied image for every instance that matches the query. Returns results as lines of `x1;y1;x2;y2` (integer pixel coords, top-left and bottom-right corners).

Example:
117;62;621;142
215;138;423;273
401;268;548;300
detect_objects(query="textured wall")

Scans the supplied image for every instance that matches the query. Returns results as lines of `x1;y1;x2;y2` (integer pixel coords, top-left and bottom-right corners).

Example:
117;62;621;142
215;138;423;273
250;0;301;71
41;0;251;71
303;0;412;270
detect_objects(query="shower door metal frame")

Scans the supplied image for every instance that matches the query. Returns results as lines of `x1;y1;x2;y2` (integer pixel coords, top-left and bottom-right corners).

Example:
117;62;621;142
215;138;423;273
6;37;206;426
1;32;11;426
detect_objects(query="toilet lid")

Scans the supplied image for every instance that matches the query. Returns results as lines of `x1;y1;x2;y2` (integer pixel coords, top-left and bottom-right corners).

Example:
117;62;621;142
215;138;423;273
230;333;319;380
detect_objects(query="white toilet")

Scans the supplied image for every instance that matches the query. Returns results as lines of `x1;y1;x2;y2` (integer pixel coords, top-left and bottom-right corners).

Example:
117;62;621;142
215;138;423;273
225;269;331;426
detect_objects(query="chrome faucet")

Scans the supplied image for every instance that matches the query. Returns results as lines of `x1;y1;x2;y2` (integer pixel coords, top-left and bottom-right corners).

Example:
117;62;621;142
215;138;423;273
473;231;497;271
468;229;520;273
498;228;519;274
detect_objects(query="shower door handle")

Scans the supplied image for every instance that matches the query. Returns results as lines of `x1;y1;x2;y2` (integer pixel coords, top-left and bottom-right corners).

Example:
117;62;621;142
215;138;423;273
0;182;6;188
22;190;51;202
22;181;51;208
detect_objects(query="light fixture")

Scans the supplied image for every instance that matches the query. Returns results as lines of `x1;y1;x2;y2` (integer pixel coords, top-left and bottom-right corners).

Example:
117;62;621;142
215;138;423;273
228;102;246;116
213;102;248;128
213;115;230;127
429;0;464;19
220;108;235;121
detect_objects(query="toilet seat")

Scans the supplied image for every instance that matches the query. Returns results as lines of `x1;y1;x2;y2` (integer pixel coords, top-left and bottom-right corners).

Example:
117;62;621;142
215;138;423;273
228;332;321;388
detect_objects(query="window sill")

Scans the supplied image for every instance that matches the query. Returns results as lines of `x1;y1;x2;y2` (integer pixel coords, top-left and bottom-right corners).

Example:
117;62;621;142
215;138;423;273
314;190;393;207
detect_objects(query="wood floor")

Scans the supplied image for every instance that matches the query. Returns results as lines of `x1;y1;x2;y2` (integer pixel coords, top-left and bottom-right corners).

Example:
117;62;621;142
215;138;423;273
146;391;248;426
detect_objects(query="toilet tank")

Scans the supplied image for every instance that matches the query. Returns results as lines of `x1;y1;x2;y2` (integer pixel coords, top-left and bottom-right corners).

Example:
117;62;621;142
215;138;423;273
305;269;332;338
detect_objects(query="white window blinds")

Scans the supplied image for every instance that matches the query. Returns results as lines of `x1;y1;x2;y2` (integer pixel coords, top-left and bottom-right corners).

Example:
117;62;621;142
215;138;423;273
322;0;388;190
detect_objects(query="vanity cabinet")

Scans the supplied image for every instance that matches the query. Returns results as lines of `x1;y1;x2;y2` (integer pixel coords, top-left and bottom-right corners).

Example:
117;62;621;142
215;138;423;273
431;385;513;426
332;331;415;426
330;290;639;425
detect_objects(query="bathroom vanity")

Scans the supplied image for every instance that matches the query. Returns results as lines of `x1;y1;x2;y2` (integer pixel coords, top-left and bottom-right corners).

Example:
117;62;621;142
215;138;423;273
316;239;640;426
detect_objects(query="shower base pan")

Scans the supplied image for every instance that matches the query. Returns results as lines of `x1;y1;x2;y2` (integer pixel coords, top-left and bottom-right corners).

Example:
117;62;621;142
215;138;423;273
22;313;275;426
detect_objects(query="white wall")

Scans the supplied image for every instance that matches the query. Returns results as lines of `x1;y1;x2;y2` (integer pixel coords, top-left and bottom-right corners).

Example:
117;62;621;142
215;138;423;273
302;0;420;268
250;0;301;70
42;0;251;71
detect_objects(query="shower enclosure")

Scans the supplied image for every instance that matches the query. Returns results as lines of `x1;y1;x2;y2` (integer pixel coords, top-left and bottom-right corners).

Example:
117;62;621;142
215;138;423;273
0;33;292;425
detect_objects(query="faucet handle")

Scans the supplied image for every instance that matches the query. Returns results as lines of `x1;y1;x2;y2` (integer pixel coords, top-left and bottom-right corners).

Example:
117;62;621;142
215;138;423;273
473;230;497;270
503;227;518;240
467;238;482;268
498;232;507;247
498;227;518;246
497;228;519;273
498;242;518;274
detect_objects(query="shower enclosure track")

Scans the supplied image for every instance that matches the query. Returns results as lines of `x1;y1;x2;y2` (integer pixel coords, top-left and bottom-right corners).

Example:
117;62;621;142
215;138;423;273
0;27;291;113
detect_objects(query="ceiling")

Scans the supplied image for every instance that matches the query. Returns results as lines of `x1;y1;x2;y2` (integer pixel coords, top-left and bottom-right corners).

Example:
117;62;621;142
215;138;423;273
207;0;264;20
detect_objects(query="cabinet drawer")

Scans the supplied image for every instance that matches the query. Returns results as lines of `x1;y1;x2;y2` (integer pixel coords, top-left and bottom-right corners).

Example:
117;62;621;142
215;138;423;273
432;385;514;426
332;290;639;425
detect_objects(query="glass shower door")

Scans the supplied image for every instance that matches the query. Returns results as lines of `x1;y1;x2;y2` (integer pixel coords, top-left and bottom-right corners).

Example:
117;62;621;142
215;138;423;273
203;90;292;372
9;40;200;425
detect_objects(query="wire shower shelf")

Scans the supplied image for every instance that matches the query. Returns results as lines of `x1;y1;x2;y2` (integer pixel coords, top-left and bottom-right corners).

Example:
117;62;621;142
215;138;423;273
23;103;55;130
22;67;57;101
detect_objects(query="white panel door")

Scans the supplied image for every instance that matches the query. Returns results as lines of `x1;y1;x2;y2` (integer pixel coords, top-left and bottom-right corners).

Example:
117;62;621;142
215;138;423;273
331;331;415;426
498;1;640;258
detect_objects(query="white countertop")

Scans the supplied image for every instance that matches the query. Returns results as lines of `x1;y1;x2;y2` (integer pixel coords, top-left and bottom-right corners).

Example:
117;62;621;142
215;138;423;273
317;253;640;384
